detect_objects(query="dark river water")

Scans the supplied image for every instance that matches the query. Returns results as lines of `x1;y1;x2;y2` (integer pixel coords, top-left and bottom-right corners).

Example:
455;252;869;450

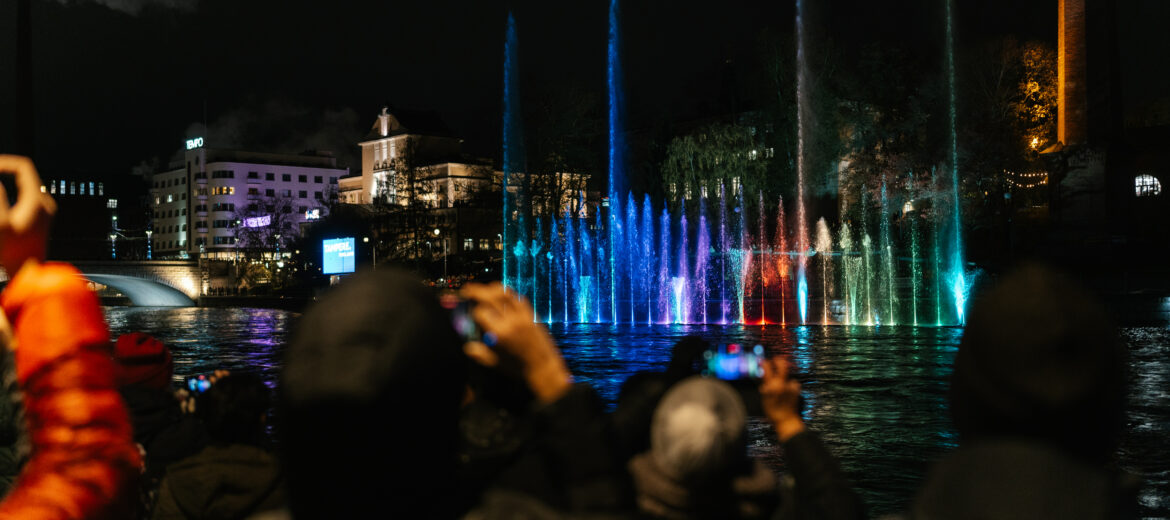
104;307;1169;517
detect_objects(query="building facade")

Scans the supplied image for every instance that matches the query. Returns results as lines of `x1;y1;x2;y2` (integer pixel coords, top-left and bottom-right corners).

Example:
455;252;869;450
150;144;347;259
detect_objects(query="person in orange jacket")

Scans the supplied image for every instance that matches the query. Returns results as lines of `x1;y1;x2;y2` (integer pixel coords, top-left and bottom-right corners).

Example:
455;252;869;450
0;155;141;519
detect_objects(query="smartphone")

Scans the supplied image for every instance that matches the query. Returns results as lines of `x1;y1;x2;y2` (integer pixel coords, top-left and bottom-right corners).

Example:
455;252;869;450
186;374;212;393
440;294;481;343
702;343;766;381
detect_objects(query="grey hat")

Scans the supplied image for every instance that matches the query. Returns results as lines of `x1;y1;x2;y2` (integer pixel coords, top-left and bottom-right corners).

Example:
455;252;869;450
650;376;748;484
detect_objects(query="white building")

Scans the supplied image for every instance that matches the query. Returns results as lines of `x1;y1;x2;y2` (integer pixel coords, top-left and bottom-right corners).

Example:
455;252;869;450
150;143;347;259
339;107;497;206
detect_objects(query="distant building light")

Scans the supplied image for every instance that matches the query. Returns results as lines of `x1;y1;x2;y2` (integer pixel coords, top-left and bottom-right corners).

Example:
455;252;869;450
1135;174;1162;197
305;208;320;220
903;200;914;214
107;199;118;209
186;137;204;150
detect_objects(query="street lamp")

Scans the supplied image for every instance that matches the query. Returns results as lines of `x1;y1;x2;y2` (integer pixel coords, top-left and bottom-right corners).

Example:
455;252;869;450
434;228;446;284
364;236;376;268
109;233;117;259
145;229;153;260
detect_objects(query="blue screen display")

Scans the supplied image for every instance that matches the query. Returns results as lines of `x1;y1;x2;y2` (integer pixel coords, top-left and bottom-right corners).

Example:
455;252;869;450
322;237;356;275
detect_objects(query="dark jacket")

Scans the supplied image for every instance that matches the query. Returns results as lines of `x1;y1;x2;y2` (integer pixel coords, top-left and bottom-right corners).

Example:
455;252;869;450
471;383;635;518
772;430;866;520
152;444;285;520
629;454;778;519
909;438;1139;520
121;385;207;484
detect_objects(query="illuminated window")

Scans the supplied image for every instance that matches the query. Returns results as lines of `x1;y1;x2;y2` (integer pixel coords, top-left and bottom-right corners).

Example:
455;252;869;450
1135;174;1162;197
463;238;473;250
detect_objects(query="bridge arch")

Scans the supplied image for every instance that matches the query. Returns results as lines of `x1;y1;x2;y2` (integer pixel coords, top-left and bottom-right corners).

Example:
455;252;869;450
83;274;195;307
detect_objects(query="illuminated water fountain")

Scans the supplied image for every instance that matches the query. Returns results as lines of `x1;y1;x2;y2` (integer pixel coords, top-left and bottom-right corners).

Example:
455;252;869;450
499;1;972;326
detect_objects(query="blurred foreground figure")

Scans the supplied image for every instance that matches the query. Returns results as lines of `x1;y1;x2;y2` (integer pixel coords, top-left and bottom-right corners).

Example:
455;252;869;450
0;155;140;519
281;272;628;518
910;264;1137;519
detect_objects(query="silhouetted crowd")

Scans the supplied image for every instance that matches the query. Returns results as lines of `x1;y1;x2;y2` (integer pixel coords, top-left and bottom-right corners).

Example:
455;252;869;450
0;155;1142;519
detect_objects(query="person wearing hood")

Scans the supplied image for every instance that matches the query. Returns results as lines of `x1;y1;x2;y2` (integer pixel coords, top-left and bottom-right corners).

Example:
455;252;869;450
152;373;284;520
907;263;1139;519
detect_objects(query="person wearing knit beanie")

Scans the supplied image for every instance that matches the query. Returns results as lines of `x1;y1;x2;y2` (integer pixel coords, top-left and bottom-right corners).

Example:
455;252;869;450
113;332;173;391
630;376;778;519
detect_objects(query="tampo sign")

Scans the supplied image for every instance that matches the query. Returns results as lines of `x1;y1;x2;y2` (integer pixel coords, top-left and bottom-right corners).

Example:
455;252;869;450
185;137;204;150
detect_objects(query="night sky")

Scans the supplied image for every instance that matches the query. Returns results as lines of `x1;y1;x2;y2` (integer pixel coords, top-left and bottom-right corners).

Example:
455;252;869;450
0;0;1163;183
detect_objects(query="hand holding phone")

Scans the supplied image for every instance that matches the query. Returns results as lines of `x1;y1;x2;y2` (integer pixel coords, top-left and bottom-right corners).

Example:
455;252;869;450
759;357;806;442
440;294;482;343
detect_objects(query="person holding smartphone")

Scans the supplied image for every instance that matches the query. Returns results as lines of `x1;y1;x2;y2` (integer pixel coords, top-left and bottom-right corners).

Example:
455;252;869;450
628;357;864;520
281;276;631;518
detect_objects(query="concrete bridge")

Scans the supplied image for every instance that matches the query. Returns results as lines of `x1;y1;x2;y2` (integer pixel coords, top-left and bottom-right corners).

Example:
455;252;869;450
0;260;203;306
74;260;201;306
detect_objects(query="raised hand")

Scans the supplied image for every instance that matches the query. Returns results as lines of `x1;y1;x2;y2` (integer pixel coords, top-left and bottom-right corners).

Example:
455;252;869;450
760;357;807;442
0;156;56;276
459;282;571;403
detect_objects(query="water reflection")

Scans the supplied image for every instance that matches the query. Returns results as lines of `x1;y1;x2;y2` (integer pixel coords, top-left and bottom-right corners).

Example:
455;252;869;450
552;324;962;514
104;306;293;389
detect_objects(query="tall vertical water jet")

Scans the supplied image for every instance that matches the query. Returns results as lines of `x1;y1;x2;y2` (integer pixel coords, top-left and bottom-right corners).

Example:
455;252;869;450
944;0;967;324
815;218;833;324
794;0;811;325
718;183;729;324
774;197;789;326
678;203;691;323
880;180;897;325
862;233;874;325
696;196;710;323
626;192;637;323
642;194;654;324
658;206;671;323
607;0;626;324
735;186;749;324
757;192;769;323
908;173;922;326
501;12;521;292
839;225;855;325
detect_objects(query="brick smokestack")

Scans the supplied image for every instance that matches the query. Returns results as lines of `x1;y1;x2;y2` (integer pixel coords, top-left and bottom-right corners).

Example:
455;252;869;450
1058;0;1088;147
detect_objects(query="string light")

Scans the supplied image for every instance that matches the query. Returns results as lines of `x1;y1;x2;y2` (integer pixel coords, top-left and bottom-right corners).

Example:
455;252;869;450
1002;170;1048;189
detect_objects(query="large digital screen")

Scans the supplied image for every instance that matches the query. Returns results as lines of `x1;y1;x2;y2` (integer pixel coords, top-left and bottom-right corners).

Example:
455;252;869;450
322;237;356;275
